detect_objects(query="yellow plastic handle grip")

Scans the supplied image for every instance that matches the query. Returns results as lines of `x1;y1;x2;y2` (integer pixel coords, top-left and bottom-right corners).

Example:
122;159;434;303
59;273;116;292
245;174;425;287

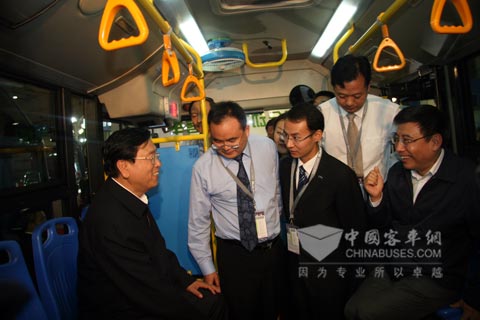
243;39;288;68
181;65;205;102
181;75;206;102
430;0;473;34
98;0;149;51
162;35;180;86
373;25;406;73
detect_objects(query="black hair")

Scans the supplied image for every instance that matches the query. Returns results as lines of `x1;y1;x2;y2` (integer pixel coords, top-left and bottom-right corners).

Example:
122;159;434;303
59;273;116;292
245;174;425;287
208;101;247;130
331;55;371;88
273;112;288;131
394;105;448;146
289;85;315;107
188;97;215;117
315;90;335;100
266;117;276;131
285;102;324;131
103;127;151;178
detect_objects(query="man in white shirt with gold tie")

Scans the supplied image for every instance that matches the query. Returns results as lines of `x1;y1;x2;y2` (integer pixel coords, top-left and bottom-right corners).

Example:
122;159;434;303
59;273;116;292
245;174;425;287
318;54;400;181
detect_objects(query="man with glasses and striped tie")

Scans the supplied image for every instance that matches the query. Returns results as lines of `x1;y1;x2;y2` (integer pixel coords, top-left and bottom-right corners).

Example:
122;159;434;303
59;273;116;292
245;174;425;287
279;103;367;320
188;101;286;320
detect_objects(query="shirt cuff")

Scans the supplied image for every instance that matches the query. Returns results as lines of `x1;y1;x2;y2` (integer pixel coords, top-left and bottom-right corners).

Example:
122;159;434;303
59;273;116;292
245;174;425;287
199;260;216;276
369;195;383;207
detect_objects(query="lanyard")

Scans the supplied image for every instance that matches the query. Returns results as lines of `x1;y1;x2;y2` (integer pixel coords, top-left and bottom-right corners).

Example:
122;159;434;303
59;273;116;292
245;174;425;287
217;143;256;205
338;101;368;173
288;152;321;223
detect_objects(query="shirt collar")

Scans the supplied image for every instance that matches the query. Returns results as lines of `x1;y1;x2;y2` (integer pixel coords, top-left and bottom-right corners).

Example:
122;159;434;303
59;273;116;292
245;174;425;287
298;148;322;174
112;178;149;204
411;148;444;181
339;103;366;119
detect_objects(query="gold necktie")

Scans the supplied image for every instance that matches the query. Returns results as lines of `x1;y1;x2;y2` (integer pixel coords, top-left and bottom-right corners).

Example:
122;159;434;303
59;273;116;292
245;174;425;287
346;113;363;177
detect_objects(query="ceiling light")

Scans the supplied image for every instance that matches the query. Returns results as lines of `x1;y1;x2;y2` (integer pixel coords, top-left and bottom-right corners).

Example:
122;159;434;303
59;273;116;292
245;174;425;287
179;18;209;56
311;1;358;58
157;0;209;56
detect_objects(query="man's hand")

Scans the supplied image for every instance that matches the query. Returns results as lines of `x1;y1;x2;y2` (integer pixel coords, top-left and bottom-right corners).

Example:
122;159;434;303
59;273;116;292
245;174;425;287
186;279;221;299
204;272;220;288
450;300;480;320
364;167;384;202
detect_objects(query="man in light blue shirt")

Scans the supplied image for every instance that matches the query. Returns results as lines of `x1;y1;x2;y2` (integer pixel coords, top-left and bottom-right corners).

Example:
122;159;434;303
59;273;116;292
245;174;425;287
188;101;285;320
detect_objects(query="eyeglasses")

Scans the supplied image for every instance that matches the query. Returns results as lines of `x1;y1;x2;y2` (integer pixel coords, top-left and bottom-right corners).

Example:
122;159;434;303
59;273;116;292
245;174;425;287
390;134;432;146
211;143;240;150
280;132;314;144
132;153;160;164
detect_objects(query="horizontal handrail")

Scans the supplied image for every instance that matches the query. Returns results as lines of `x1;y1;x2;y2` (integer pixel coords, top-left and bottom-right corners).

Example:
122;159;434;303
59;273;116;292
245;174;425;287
243;39;288;68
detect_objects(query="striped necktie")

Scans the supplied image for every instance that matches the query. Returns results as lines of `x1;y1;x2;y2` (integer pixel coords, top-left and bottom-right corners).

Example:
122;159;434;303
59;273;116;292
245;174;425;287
234;154;257;251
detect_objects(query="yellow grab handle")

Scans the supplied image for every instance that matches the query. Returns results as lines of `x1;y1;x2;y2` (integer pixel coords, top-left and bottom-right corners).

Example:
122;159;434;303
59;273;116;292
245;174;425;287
162;34;180;86
431;0;472;34
373;23;406;73
243;39;287;68
181;65;205;102
98;0;149;51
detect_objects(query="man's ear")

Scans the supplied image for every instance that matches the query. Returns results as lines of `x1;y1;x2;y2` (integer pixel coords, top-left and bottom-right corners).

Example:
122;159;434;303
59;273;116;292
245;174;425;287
116;159;130;179
314;129;323;142
431;133;443;150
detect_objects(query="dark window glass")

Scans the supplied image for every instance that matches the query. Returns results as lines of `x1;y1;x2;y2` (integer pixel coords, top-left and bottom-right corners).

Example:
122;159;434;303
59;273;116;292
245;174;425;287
0;76;60;190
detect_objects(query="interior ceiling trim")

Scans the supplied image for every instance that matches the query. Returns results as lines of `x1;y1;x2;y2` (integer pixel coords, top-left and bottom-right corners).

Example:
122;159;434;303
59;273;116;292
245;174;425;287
209;0;317;15
0;0;59;29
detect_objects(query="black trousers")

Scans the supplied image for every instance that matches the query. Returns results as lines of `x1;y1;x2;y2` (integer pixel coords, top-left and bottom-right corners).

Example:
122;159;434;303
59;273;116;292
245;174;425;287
285;252;359;320
182;288;229;320
216;237;287;320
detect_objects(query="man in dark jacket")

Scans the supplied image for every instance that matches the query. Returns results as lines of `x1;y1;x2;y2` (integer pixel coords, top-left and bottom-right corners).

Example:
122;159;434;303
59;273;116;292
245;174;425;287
78;127;227;320
345;105;480;319
279;103;367;319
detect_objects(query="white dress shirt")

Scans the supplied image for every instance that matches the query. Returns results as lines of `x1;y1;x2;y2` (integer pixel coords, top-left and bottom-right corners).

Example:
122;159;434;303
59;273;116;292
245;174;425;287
319;94;400;179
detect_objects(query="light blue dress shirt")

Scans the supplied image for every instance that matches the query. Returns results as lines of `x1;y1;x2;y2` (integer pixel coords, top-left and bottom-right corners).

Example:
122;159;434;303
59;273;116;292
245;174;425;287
188;134;282;276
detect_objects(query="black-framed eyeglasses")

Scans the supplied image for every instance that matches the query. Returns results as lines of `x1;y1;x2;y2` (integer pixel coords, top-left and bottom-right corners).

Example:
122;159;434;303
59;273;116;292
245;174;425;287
132;153;160;164
280;132;314;144
211;143;240;150
390;134;433;146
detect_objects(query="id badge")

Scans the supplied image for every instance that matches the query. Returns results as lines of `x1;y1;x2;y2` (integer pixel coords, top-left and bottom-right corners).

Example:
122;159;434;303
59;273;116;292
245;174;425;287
255;211;268;240
287;224;300;255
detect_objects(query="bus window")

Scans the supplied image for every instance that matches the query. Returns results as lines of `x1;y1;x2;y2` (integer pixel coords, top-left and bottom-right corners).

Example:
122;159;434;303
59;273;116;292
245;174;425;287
0;76;60;190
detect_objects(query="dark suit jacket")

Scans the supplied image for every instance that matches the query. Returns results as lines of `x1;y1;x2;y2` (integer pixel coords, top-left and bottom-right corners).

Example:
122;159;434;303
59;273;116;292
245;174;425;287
77;178;202;320
279;151;367;319
280;151;366;233
370;150;480;310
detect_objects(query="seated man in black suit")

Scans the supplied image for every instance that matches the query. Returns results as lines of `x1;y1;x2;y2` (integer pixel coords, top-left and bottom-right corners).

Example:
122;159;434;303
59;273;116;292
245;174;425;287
345;105;480;319
77;127;227;320
279;103;367;319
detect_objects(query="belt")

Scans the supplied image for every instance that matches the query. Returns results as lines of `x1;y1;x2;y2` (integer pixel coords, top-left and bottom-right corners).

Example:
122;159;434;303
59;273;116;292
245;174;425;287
218;236;279;250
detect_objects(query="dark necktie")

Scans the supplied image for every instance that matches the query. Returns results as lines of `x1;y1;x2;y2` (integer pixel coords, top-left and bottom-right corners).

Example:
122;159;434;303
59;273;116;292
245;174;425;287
296;165;308;196
235;154;258;251
347;113;364;177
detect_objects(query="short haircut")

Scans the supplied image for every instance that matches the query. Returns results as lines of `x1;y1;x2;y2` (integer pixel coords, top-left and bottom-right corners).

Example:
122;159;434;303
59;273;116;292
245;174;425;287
285;102;324;131
273;112;288;131
331;55;371;88
394;105;448;145
315;90;335;100
208;101;247;130
188;97;215;117
266;117;276;130
289;85;315;107
103;127;151;178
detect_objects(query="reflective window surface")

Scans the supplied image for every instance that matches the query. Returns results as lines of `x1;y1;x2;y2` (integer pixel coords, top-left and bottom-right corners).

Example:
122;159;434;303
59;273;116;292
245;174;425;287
0;76;60;190
467;55;480;143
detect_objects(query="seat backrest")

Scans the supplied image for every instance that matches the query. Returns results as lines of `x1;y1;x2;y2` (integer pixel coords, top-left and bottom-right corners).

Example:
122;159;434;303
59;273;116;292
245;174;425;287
0;240;48;320
32;217;78;320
